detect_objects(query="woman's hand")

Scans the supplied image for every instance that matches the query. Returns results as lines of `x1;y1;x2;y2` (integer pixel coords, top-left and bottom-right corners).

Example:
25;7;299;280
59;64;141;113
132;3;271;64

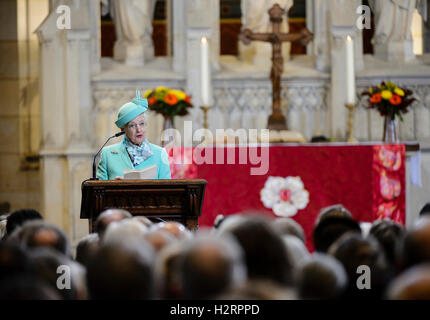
114;176;124;180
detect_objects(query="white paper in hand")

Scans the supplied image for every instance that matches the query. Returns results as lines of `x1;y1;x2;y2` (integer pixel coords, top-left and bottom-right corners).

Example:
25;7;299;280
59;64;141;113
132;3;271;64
123;165;157;180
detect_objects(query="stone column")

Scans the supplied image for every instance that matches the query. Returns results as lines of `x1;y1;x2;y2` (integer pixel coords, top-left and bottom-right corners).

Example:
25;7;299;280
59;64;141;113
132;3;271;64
328;0;363;140
37;0;93;244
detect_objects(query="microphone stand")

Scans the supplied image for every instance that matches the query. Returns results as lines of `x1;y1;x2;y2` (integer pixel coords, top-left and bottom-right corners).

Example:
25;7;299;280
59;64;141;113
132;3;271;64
90;131;125;180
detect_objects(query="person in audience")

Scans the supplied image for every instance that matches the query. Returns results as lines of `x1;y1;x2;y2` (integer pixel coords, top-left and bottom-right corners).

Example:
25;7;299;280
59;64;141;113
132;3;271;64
154;221;192;240
75;233;99;268
328;233;391;299
20;220;71;257
95;208;132;238
86;241;155;299
296;253;347;300
219;215;294;288
313;216;361;253
271;217;306;243
282;235;311;273
180;233;247;299
315;204;353;226
5;208;43;237
398;216;430;271
96;91;171;180
102;218;148;245
144;229;176;253
133;215;154;228
0;241;32;282
29;247;85;300
0;274;61;300
369;219;405;271
386;263;430;300
419;202;430;216
155;241;189;299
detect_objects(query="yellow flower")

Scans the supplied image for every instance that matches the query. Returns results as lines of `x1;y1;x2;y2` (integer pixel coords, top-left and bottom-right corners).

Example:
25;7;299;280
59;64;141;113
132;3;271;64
369;87;373;94
170;89;186;100
155;86;168;93
381;90;392;100
394;88;405;96
143;89;153;98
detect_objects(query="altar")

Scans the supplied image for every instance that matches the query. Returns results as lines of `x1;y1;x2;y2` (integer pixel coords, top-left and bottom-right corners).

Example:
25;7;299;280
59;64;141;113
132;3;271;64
169;143;406;250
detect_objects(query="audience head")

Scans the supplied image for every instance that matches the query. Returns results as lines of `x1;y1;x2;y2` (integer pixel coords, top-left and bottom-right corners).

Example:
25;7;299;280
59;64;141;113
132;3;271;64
154;221;192;240
75;233;99;268
86;241;155;299
316;204;352;225
0;241;32;282
20;220;71;257
144;229;176;253
220;215;294;287
282;235;310;273
272;217;306;242
156;242;189;299
386;263;430;300
313;216;361;253
0;274;61;300
29;247;83;300
133;216;154;228
328;233;390;299
369;219;404;268
297;253;347;300
102;218;148;246
399;216;430;270
180;233;247;299
95;208;132;238
419;203;430;216
6;208;43;236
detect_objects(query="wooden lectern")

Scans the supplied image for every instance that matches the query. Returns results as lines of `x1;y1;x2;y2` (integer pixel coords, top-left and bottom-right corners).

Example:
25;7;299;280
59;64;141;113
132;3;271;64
80;179;207;232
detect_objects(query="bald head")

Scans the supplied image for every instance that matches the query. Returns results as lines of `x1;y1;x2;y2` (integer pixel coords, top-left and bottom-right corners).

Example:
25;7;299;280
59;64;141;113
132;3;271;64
155;221;191;240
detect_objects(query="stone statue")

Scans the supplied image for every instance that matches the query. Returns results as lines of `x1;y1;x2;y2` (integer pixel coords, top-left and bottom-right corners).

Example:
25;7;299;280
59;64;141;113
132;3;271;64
369;0;428;61
239;0;293;69
101;0;156;66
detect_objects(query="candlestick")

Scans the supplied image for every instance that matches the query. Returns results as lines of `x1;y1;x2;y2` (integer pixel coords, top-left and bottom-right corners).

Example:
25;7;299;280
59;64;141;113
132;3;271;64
200;37;211;106
345;35;356;105
345;103;357;143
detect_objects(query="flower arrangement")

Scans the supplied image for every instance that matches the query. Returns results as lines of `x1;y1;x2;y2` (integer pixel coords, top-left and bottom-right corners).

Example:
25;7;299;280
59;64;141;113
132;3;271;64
361;81;415;120
144;86;193;120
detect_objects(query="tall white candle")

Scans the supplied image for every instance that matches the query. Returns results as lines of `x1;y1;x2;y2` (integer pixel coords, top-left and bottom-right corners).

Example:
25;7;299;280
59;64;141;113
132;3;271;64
200;36;211;106
345;35;356;105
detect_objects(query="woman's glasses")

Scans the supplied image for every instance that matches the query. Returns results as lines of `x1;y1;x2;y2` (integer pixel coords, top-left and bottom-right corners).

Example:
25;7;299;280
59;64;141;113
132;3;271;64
127;122;146;130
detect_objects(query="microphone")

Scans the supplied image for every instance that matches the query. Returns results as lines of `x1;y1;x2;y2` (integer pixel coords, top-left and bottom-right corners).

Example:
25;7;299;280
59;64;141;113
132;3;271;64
91;131;125;180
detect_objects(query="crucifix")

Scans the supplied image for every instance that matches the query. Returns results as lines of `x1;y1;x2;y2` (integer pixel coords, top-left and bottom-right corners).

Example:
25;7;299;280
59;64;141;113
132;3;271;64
239;3;313;131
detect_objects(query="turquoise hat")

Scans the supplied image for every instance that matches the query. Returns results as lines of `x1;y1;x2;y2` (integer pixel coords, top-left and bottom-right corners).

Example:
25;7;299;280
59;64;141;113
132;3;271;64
115;90;148;128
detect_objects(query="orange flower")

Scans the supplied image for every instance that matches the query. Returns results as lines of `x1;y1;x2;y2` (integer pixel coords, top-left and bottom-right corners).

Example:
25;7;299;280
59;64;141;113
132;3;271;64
370;93;382;104
389;94;402;106
185;95;191;103
148;96;157;105
164;93;178;106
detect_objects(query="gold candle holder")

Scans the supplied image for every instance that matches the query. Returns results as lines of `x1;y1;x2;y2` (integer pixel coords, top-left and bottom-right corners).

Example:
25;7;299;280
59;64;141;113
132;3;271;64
200;106;211;129
200;106;212;144
345;103;357;143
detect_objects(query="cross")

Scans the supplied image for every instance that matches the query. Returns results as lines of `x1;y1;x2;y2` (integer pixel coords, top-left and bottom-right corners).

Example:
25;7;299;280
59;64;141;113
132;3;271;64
239;3;313;131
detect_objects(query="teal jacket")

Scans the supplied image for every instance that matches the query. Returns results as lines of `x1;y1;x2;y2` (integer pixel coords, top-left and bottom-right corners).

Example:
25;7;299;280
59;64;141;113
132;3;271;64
96;138;171;180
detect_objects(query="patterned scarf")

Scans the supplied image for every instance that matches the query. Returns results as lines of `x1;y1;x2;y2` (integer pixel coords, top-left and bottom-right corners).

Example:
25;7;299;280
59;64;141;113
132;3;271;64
124;136;153;167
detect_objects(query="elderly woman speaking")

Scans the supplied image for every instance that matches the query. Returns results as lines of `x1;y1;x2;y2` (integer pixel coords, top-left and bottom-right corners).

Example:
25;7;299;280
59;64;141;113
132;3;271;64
96;91;171;180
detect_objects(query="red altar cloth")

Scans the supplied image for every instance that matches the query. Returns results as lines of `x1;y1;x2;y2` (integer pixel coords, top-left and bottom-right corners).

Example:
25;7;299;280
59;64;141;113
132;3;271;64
168;144;405;251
